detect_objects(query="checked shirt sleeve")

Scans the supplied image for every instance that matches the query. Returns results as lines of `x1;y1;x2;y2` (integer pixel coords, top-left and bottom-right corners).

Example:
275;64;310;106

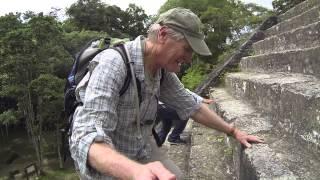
159;72;202;121
69;49;127;178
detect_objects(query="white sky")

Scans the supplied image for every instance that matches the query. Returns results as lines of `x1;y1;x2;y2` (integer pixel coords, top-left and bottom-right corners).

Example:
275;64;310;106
0;0;273;17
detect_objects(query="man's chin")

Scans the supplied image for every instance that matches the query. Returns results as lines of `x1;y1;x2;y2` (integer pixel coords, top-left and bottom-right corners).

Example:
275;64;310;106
163;64;181;73
167;69;180;73
168;66;181;73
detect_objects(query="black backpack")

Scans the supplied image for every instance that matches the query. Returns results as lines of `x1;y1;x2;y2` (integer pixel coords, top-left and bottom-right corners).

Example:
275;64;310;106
62;37;137;160
62;37;165;161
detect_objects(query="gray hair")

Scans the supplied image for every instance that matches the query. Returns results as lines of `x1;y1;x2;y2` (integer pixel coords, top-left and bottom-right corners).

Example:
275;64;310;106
147;23;185;42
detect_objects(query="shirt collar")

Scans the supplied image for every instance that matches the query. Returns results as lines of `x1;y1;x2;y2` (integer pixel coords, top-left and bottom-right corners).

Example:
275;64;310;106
126;36;162;83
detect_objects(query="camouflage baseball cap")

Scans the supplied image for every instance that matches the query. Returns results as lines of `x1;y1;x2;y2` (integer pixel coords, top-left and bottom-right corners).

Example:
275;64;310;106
156;7;212;56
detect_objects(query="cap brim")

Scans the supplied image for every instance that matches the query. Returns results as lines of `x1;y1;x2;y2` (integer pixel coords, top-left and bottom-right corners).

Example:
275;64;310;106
184;34;212;56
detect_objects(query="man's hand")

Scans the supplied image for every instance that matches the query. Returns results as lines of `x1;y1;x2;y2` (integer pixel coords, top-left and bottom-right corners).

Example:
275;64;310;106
202;98;214;104
132;161;176;180
233;129;264;148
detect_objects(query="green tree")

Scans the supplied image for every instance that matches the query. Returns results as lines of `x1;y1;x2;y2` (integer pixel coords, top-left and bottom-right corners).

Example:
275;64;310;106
66;0;150;38
0;13;69;172
0;109;18;137
62;30;108;55
0;13;22;37
181;63;211;90
123;4;150;37
29;74;65;168
66;0;126;37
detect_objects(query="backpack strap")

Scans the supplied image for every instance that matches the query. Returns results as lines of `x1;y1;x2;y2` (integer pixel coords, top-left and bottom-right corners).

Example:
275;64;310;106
74;38;111;85
111;45;164;103
160;68;165;84
110;44;132;96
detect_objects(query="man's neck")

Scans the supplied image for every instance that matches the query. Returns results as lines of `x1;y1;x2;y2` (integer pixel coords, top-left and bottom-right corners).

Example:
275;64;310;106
143;40;159;76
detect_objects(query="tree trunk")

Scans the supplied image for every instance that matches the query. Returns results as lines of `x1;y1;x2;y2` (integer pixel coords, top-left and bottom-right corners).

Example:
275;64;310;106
0;126;4;142
22;91;43;174
5;124;9;137
56;123;64;169
37;97;44;174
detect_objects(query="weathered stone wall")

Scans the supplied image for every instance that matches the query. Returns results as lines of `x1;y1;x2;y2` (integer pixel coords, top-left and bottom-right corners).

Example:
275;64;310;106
166;1;320;179
209;0;320;179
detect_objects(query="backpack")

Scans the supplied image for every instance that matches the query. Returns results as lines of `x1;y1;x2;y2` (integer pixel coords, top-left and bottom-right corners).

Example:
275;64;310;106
61;37;165;161
62;37;137;161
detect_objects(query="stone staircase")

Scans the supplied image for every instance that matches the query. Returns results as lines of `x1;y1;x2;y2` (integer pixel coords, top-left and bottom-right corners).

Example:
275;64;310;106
165;1;320;179
207;0;320;179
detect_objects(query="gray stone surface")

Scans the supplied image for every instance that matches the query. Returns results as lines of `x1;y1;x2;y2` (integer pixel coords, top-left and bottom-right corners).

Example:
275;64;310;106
240;46;320;78
225;72;320;149
195;16;277;96
278;0;319;22
160;120;193;178
162;141;190;177
162;119;236;180
189;122;235;180
253;21;320;55
266;5;320;37
210;88;320;180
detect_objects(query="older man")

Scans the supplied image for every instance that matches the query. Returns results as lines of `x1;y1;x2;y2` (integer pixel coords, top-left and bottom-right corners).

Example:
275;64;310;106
70;7;263;180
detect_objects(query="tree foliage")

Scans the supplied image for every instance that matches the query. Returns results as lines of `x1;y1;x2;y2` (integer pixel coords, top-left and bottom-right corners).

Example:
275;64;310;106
66;0;150;38
0;12;70;171
123;4;150;37
181;63;211;90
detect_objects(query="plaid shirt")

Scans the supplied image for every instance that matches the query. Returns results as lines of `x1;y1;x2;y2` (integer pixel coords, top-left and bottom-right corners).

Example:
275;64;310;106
70;36;201;179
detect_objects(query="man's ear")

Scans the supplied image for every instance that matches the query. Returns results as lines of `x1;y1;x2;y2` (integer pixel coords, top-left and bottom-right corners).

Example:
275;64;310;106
157;26;168;44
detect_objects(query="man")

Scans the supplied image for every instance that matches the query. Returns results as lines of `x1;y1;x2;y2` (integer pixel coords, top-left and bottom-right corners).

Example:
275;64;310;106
70;7;263;179
157;91;214;145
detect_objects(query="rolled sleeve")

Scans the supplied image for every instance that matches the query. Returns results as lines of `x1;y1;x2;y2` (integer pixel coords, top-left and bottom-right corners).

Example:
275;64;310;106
186;89;203;103
69;49;127;177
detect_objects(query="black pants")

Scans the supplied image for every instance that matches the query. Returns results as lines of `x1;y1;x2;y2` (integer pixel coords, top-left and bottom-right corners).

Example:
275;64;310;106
157;104;188;142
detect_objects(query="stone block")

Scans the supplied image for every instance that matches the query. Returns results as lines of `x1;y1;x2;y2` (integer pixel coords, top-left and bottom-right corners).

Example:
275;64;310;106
266;5;320;37
253;21;320;55
225;72;320;149
210;88;320;179
279;0;319;22
240;46;320;78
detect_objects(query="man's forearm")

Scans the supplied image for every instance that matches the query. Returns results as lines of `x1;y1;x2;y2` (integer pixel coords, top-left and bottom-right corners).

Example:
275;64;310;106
191;103;234;135
88;142;142;179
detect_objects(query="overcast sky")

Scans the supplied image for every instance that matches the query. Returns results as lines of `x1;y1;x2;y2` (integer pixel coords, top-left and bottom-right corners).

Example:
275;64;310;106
0;0;273;17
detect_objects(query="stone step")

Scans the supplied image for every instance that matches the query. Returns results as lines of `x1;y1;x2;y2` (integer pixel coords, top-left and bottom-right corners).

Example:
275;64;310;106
240;46;320;79
210;88;320;179
266;5;320;37
189;123;235;179
253;20;320;55
225;72;320;150
278;0;319;22
158;120;193;178
163;118;236;179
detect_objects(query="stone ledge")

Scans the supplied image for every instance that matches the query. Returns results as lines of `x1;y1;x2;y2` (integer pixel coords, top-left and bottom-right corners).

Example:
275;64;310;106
266;5;320;37
253;20;320;55
210;88;320;179
240;46;320;79
278;0;319;22
225;72;320;149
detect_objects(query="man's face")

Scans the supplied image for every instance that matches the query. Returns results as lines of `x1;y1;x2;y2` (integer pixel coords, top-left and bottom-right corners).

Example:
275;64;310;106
160;36;193;73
